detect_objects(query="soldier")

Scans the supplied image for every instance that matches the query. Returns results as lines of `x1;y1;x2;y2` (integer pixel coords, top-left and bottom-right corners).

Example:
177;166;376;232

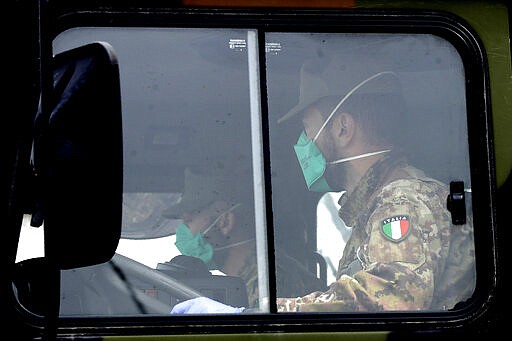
275;60;475;312
165;168;325;311
163;168;260;308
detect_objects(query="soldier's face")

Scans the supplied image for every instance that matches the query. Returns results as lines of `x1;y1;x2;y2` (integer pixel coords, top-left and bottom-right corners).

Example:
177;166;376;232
302;107;349;191
302;107;334;157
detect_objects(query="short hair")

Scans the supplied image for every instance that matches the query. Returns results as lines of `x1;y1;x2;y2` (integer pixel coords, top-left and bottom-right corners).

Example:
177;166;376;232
314;93;407;148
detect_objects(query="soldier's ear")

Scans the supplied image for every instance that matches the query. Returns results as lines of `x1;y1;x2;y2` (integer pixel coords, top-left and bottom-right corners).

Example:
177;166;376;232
332;112;355;147
218;211;235;236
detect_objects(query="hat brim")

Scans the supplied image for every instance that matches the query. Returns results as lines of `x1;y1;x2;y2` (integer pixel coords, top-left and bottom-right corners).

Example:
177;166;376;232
161;201;186;219
277;99;315;124
278;71;400;125
162;167;230;219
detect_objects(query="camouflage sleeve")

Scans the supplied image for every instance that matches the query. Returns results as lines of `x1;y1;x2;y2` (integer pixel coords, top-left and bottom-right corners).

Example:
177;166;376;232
277;179;446;312
244;268;260;308
277;262;428;312
277;274;383;312
238;251;260;308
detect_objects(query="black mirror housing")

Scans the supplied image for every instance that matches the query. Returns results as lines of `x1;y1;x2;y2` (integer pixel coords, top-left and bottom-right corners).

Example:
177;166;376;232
32;42;123;269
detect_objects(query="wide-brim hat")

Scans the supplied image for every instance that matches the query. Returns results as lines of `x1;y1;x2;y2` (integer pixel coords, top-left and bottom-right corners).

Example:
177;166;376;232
162;168;238;219
277;54;402;124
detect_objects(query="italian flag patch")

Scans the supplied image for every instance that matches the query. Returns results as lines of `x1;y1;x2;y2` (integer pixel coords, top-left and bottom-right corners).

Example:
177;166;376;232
381;215;410;242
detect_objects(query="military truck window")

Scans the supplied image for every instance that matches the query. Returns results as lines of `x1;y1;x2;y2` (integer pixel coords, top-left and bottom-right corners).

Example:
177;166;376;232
17;27;478;317
266;33;476;312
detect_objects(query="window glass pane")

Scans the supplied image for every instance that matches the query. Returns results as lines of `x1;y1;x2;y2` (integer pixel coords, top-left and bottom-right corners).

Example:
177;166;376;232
53;27;269;316
266;33;476;312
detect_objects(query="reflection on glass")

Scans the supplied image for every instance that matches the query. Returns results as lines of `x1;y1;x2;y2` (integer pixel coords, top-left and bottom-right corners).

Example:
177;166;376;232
122;192;182;240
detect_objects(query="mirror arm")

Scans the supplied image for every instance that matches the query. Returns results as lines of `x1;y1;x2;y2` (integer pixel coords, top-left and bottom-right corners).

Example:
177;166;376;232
30;0;54;228
35;2;61;340
38;0;54;126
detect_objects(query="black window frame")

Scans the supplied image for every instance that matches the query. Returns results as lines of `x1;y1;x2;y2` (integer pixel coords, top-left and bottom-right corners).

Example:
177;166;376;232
28;6;495;335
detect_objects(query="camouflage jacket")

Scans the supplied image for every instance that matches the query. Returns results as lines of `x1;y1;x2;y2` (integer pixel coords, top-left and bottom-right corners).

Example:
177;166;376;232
277;153;475;312
237;242;260;309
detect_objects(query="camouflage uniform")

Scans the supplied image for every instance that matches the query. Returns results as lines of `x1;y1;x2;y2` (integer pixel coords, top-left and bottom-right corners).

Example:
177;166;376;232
277;152;475;312
237;243;259;309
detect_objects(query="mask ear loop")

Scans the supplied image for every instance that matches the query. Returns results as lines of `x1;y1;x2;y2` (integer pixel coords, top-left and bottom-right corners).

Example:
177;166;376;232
214;238;255;251
201;202;255;252
313;71;396;143
202;203;242;236
328;149;390;165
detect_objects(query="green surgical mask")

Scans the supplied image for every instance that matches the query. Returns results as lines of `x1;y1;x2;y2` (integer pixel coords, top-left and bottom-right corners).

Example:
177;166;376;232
294;131;332;192
174;203;242;270
175;223;216;270
294;130;391;192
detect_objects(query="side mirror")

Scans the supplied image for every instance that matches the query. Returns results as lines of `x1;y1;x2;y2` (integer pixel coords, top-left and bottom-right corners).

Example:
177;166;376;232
31;41;122;269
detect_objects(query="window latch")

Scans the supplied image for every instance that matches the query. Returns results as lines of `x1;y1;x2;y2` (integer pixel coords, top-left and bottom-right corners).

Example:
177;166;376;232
447;181;466;225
